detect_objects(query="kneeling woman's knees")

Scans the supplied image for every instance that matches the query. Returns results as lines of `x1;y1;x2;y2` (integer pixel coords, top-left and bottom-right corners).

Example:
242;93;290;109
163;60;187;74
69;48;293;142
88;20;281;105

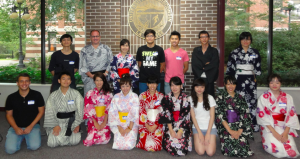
206;150;216;157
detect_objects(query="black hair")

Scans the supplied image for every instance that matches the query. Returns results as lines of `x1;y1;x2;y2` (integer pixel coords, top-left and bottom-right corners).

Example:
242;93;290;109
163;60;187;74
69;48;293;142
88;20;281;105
267;74;282;85
58;71;72;80
224;75;237;85
60;34;73;43
239;32;252;45
198;30;210;39
120;39;130;48
144;29;156;38
169;31;181;40
120;73;132;87
191;78;210;110
90;30;100;36
147;76;159;84
17;73;31;81
169;76;182;86
93;72;111;95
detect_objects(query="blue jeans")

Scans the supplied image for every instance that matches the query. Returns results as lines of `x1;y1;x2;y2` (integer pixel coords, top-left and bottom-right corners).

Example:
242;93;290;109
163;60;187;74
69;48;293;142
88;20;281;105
5;124;41;154
164;82;171;95
139;82;160;94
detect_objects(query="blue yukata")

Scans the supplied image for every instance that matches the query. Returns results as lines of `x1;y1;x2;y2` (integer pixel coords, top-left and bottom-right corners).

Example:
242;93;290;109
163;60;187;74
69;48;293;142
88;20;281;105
109;53;139;94
226;46;261;132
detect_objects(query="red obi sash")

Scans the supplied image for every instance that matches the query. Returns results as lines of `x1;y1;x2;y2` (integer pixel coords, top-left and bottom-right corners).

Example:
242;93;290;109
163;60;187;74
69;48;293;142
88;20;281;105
272;113;286;121
173;111;180;122
118;68;130;78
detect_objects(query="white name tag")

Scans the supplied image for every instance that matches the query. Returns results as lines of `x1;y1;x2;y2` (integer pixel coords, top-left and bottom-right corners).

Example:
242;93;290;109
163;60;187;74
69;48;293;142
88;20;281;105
122;116;128;120
250;55;256;58
154;100;160;105
153;52;158;56
279;102;286;107
69;61;74;65
99;98;105;103
68;100;74;105
28;100;35;105
230;110;235;112
176;56;182;60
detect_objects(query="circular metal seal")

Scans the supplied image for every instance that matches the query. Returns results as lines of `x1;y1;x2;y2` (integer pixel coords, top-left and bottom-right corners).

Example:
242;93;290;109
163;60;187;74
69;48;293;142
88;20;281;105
128;0;173;39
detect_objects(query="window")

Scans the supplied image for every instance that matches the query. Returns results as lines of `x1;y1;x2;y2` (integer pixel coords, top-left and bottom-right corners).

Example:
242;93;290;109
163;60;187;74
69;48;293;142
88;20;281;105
48;32;56;52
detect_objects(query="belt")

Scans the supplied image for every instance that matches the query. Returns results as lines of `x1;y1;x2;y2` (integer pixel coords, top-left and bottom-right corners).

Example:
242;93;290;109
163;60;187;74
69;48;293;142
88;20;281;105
117;68;130;78
226;110;239;123
91;70;105;74
272;114;286;121
173;111;180;122
118;112;129;123
57;111;76;136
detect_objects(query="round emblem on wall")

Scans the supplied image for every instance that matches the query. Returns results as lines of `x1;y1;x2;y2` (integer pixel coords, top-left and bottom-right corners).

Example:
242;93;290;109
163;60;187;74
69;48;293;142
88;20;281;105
128;0;173;39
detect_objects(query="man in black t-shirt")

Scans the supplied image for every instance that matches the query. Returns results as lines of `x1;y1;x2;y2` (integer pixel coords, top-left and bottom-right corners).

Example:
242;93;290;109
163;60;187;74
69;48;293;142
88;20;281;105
136;29;165;94
48;34;79;93
5;73;45;154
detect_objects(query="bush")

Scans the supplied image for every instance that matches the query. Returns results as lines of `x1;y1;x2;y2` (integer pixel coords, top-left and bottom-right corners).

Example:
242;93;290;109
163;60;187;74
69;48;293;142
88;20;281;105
0;54;13;59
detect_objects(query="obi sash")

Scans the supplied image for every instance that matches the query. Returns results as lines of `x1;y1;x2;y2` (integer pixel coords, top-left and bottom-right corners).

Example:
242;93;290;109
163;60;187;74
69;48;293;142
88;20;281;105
236;64;254;75
118;112;129;123
95;106;106;117
118;68;130;78
226;110;239;123
146;108;160;122
173;111;180;122
272;112;286;121
57;111;76;136
91;70;105;74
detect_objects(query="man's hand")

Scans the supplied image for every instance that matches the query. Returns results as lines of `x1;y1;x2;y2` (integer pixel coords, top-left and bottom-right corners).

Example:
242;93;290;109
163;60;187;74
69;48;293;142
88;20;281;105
53;126;61;136
23;125;33;134
73;125;80;133
14;127;24;135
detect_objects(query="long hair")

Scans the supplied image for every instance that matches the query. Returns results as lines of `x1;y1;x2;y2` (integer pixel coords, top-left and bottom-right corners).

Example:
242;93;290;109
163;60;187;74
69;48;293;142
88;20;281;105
93;72;110;94
191;78;210;111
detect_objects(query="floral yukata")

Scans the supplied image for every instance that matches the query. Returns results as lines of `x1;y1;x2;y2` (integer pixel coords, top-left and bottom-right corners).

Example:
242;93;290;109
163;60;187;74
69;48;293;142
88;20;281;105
226;46;261;132
108;90;139;150
110;53;139;94
257;90;300;158
83;88;113;146
159;92;192;156
215;90;254;157
136;90;164;151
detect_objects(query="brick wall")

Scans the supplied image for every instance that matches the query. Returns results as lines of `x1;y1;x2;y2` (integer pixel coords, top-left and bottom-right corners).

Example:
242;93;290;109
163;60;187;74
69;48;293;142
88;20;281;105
85;0;218;94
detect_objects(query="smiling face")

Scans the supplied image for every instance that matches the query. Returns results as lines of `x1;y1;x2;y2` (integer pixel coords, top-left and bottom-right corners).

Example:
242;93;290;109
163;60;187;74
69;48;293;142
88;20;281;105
169;35;180;47
145;33;155;45
241;37;251;48
120;43;129;54
269;77;281;92
61;37;72;47
94;77;104;90
90;31;101;45
121;82;131;96
225;80;236;94
194;85;205;96
170;82;182;95
17;76;31;91
147;83;158;94
58;74;72;88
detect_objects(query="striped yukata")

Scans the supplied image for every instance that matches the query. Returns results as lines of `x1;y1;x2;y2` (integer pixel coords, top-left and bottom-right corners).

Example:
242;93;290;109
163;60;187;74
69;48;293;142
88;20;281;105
44;87;84;147
79;43;113;96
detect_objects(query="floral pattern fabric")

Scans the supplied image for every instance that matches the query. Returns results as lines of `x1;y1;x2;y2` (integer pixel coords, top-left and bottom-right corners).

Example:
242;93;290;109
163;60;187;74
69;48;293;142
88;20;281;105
257;90;300;158
108;90;139;150
109;53;139;94
226;46;261;132
158;92;192;156
215;89;254;157
136;90;164;151
83;88;113;146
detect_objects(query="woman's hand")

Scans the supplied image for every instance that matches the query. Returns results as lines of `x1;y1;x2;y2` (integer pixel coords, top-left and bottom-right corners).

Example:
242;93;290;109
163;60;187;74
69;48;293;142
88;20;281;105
204;134;211;145
281;132;289;143
170;129;177;138
176;129;183;139
272;131;282;142
198;133;205;145
118;126;126;136
124;128;131;135
229;130;239;139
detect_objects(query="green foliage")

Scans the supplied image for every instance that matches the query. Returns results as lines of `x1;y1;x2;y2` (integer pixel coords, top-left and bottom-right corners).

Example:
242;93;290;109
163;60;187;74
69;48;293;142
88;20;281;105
0;54;13;59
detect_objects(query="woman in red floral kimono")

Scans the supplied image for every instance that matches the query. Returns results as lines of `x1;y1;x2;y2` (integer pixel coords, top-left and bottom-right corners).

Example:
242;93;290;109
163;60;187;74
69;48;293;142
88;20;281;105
136;76;164;151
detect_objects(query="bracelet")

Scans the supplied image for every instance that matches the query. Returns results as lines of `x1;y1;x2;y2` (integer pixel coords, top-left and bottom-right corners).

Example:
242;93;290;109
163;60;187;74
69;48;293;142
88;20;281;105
178;129;183;133
127;127;132;130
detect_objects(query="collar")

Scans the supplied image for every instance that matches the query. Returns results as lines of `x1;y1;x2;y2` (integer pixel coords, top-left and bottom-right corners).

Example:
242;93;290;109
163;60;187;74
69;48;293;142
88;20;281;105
18;88;31;98
120;90;132;97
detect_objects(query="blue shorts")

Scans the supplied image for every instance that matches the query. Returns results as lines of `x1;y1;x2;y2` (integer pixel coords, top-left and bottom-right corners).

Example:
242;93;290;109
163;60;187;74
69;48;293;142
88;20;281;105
192;128;218;136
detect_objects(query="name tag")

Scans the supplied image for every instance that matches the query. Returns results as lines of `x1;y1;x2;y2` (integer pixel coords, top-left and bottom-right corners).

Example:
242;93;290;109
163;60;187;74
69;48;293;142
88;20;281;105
154;100;160;105
230;110;235;112
153;52;158;56
176;56;182;60
69;61;74;65
99;98;105;103
250;55;256;58
122;116;128;120
68;100;74;105
279;102;286;107
28;100;35;105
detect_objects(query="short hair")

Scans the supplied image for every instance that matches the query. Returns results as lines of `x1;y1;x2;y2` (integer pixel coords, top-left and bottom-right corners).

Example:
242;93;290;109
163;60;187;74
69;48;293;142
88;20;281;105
90;30;100;36
120;39;130;48
169;31;181;40
60;34;73;43
119;73;132;87
239;32;252;45
144;29;156;38
93;72;111;94
198;30;210;39
224;75;237;85
169;76;182;86
17;73;31;81
147;76;159;84
58;71;72;80
267;73;282;84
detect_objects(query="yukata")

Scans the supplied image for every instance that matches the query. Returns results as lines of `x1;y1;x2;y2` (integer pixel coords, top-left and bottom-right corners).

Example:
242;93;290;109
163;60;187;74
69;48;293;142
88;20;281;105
83;88;113;146
79;43;113;96
136;90;164;151
44;87;84;147
257;90;300;158
226;46;261;132
109;53;139;94
108;90;139;150
215;89;254;157
159;92;192;156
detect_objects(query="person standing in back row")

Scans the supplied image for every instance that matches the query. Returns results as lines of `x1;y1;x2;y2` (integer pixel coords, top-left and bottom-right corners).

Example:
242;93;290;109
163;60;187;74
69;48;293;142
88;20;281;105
136;29;165;94
192;31;219;97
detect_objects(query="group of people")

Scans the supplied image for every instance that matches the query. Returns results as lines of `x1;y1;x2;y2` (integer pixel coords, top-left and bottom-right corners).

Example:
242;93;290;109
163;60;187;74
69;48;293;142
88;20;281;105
4;29;300;158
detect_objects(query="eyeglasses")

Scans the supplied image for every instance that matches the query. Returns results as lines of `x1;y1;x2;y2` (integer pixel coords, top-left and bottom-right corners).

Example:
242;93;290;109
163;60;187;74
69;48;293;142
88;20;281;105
200;36;209;39
91;36;100;38
146;35;154;38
